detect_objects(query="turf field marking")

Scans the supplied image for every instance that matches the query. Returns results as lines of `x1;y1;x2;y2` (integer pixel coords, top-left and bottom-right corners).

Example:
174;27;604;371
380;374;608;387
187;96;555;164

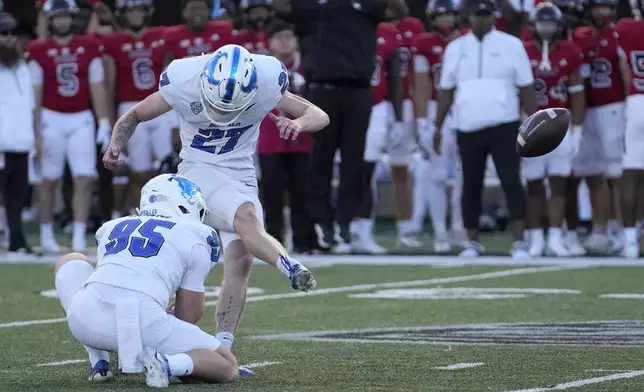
598;293;644;299
0;317;66;328
504;370;644;391
586;369;634;372
6;254;644;267
217;265;587;305
433;362;484;370
36;359;85;367
241;361;282;369
2;265;585;329
349;288;581;300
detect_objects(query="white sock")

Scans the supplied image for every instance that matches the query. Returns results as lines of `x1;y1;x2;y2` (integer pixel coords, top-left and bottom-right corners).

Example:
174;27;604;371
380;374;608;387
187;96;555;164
607;219;620;235
426;179;448;235
276;254;301;277
397;220;415;237
547;227;562;246
216;332;234;349
529;229;544;246
73;222;86;238
411;159;431;232
164;353;194;377
0;207;6;231
40;223;55;241
84;346;110;367
625;227;638;244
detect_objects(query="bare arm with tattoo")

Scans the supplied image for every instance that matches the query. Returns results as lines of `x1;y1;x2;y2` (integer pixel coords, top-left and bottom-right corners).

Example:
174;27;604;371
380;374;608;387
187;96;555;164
103;91;172;170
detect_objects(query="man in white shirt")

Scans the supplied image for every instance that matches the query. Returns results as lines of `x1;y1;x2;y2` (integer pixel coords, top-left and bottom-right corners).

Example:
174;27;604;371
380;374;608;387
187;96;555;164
0;12;35;256
432;0;537;258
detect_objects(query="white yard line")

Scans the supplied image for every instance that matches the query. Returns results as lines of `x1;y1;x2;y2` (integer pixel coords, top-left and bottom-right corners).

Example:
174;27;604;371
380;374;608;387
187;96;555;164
0;317;66;328
2;265;585;329
505;370;644;392
433;362;484;370
210;265;587;305
598;293;644;299
240;361;281;369
36;359;85;367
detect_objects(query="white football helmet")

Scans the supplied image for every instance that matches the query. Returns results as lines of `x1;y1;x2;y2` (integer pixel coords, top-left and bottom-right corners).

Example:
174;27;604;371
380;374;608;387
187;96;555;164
199;44;259;125
139;174;208;223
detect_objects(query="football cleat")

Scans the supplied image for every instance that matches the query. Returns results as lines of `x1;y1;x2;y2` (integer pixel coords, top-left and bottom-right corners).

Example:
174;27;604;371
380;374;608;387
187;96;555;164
141;350;171;388
238;366;255;376
88;359;114;382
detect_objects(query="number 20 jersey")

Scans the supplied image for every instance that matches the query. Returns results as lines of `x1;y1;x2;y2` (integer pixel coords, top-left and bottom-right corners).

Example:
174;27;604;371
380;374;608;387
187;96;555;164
102;27;166;104
89;216;218;308
523;40;583;110
159;54;286;176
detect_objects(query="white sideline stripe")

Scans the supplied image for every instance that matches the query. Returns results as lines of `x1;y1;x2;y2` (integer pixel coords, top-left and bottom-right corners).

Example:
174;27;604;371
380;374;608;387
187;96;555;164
241;361;281;369
0;317;66;328
208;265;587;305
3;254;644;267
586;369;634;372
2;265;584;329
598;293;644;299
505;370;644;392
36;359;85;367
433;362;484;370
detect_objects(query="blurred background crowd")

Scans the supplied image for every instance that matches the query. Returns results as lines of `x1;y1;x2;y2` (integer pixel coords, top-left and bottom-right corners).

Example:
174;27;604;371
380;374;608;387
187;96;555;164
0;0;642;259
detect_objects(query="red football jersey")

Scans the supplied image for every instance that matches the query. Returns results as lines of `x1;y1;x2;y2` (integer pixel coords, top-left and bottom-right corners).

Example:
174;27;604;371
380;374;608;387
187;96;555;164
258;54;312;155
27;35;103;113
616;18;644;97
162;21;234;59
372;23;401;105
103;27;166;103
394;17;424;100
573;24;626;107
233;28;268;55
411;32;449;101
524;40;584;109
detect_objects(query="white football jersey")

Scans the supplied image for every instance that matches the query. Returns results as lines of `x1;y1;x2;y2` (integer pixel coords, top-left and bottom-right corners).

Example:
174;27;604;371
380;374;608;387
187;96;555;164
87;216;220;308
159;53;288;180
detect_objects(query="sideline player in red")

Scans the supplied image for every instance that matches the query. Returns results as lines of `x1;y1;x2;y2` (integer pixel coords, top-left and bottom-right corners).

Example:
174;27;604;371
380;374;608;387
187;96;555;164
412;0;465;253
572;0;629;253
522;3;585;257
616;5;644;257
390;16;425;249
235;0;270;54
27;0;111;253
162;0;234;65
103;0;173;210
353;23;403;254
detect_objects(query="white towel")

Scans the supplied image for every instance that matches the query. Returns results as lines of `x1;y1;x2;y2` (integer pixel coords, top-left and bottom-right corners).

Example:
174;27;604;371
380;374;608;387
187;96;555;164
115;299;144;373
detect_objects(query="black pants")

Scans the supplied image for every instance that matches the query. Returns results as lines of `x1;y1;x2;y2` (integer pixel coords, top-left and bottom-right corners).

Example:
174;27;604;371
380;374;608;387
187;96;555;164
259;153;313;250
0;152;29;250
305;84;372;229
457;121;526;230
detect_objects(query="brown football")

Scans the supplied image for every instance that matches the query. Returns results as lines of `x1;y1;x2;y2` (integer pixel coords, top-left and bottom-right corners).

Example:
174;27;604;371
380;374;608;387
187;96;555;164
516;108;571;158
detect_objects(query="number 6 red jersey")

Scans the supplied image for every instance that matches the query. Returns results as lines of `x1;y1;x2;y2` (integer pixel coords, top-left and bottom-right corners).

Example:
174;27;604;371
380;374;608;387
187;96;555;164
26;35;103;113
102;27;166;104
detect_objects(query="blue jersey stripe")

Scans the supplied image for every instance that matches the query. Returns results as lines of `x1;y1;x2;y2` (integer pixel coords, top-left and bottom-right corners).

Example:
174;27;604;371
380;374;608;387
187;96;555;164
223;46;241;102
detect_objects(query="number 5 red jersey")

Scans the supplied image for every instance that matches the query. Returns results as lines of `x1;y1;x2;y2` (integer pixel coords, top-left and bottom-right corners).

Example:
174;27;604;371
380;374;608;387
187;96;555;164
26;35;103;113
102;27;166;104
